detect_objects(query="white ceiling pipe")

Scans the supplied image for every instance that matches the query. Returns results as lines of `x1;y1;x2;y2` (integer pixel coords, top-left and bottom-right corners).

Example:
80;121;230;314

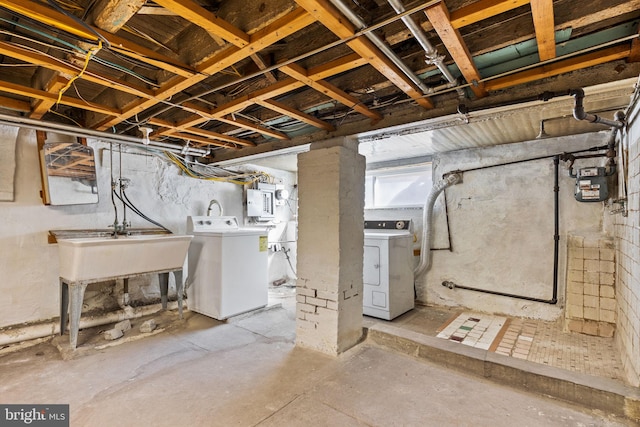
0;113;209;156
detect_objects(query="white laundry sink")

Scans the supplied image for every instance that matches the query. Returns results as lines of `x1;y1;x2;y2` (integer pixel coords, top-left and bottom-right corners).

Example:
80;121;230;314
57;234;193;282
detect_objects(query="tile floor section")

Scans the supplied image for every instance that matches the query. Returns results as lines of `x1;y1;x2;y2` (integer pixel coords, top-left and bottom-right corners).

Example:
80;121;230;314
436;312;507;350
434;308;625;382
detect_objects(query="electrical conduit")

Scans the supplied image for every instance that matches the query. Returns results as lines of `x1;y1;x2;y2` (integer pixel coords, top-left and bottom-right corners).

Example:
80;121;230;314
414;172;461;277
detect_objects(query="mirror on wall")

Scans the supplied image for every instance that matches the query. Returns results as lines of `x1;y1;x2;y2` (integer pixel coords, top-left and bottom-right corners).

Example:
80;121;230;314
41;142;99;205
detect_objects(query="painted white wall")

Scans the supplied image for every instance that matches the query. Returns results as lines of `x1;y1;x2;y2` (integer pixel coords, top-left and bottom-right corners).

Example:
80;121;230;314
421;132;610;321
614;87;640;386
0;128;250;329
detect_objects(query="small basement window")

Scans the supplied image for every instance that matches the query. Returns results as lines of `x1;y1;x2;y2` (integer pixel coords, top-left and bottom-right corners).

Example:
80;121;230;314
365;164;432;209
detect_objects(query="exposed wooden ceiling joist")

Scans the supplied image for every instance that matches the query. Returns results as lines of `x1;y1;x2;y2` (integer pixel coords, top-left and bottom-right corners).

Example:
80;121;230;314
530;0;557;61
30;75;67;119
424;3;487;99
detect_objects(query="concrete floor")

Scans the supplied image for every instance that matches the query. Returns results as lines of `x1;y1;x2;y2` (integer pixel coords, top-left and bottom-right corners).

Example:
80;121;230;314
0;289;634;426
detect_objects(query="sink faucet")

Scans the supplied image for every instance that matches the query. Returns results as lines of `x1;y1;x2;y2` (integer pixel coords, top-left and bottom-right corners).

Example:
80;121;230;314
109;220;131;238
207;199;223;216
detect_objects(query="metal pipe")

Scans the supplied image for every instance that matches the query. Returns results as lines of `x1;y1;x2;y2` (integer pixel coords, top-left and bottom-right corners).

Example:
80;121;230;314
328;0;432;95
0;113;208;155
570;88;625;128
386;0;464;97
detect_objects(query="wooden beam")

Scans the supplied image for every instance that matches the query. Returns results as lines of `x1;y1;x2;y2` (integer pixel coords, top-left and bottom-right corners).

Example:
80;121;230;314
169;132;243;149
157;53;369;137
177;128;256;147
255;99;335;131
0;80;120;115
485;45;631;91
0;41;155;98
249;53;278;84
530;0;556;61
218;115;289;140
0;95;31;113
628;28;640;63
424;3;486;98
93;8;315;130
449;0;530;29
152;0;250;48
294;0;433;109
30;75;68;119
280;63;382;122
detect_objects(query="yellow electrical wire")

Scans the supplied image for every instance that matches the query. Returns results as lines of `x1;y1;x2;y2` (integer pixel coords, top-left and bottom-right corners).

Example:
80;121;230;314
56;40;102;106
164;151;267;185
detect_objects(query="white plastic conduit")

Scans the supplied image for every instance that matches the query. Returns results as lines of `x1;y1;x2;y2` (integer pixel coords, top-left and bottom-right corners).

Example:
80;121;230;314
414;172;461;277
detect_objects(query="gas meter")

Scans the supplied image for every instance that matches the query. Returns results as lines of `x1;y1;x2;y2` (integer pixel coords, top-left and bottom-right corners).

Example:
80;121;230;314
573;167;609;203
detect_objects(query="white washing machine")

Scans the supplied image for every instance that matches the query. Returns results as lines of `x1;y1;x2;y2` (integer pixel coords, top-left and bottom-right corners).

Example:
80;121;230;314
363;220;414;320
186;216;268;320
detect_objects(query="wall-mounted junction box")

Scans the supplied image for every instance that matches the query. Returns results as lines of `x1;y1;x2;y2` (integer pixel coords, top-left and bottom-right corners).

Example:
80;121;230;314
247;183;276;220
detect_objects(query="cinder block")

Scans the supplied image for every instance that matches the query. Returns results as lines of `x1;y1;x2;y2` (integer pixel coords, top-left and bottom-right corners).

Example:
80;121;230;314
584;295;599;308
584;260;600;272
598;322;616;338
298;303;316;313
566;319;583;333
600;309;616;323
316;290;339;301
583;236;599;248
584;307;599;321
600;272;615;285
599;260;615;273
326;300;338;310
566;292;583;305
600;248;615;261
600;297;616;311
582;320;599;336
103;328;123;341
583;247;599;260
600;285;615;298
584;272;599;284
567;269;584;282
583;283;599;296
598;238;614;249
566;304;583;319
139;319;156;333
305;297;328;307
569;235;584;247
567;281;583;294
297;287;316;297
114;319;131;332
568;258;584;270
296;294;306;303
569;246;584;259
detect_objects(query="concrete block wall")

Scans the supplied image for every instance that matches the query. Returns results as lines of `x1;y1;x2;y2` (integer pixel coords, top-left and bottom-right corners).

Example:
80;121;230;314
565;234;616;338
614;86;640;387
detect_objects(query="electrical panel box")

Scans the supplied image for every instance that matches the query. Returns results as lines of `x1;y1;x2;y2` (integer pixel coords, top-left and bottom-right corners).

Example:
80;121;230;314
574;167;609;203
247;183;276;220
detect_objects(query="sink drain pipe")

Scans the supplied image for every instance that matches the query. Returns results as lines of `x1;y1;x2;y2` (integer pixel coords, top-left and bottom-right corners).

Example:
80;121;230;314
441;155;561;304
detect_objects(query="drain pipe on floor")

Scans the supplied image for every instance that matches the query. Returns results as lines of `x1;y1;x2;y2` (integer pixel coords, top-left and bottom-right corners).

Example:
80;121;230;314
0;302;180;347
414;172;461;277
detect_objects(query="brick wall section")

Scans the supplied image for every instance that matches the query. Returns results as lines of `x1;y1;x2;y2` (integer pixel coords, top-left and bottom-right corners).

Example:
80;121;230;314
614;88;640;387
295;142;365;355
565;234;616;338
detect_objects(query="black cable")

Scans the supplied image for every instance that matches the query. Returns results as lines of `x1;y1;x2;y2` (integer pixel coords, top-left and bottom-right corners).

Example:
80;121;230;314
46;0;110;48
112;189;171;232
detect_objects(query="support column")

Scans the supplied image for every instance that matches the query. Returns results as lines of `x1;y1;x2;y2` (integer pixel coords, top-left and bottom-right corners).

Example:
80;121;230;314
295;137;365;355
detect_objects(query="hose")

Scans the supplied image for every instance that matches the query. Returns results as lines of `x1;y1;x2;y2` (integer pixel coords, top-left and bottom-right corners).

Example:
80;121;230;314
414;173;461;277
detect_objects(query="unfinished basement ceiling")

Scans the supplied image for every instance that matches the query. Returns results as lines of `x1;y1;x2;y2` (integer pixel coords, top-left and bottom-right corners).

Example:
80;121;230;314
0;0;638;163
